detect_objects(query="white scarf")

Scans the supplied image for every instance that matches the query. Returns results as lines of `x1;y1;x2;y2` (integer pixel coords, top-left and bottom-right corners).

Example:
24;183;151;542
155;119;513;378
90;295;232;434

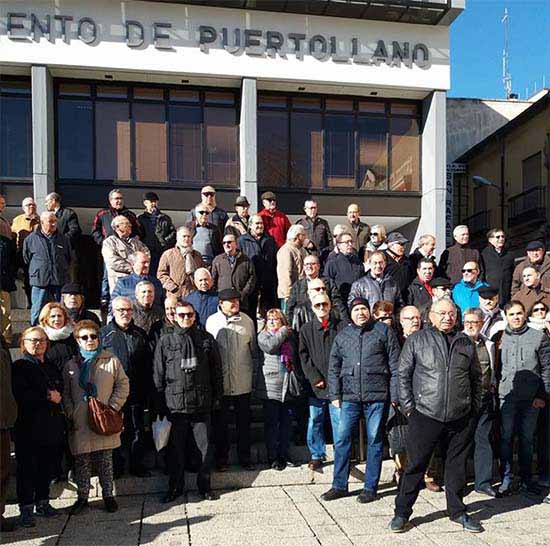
45;323;73;341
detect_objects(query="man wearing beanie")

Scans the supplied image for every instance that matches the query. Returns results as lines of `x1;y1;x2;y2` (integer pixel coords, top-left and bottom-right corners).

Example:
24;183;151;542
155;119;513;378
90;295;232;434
322;297;400;503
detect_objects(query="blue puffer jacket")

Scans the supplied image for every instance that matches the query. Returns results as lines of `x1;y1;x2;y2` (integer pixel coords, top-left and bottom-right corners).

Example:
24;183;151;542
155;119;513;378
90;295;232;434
452;279;488;316
185;289;219;328
328;321;401;403
23;229;70;288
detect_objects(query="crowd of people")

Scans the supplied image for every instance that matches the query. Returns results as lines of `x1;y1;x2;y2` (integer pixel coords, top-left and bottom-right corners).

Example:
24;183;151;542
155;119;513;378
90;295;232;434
0;186;549;535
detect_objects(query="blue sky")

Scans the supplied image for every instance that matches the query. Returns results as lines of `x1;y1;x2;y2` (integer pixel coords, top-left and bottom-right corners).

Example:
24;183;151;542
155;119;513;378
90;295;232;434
449;0;550;99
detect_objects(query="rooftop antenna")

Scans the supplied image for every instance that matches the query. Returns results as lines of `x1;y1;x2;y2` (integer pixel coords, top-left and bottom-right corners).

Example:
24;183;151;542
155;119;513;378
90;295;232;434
502;8;512;98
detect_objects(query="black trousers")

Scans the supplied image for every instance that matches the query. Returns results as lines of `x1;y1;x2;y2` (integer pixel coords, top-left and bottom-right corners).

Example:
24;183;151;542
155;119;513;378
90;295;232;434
167;413;212;493
113;404;146;474
395;410;474;520
474;395;495;490
214;394;251;465
15;442;57;506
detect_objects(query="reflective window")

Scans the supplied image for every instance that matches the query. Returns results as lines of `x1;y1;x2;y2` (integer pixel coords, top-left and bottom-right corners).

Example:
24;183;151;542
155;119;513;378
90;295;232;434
58;100;93;179
389;118;420;191
204;107;239;184
169;105;203;181
325;113;355;188
134;104;168;182
291;112;323;188
258;110;288;187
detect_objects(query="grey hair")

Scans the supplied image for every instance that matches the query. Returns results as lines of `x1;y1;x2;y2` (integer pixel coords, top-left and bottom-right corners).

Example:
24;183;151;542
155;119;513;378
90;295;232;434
40;211;56;222
287;224;305;241
418;234;436;246
430;297;457;314
304;199;317;209
22;197;35;206
112;296;132;308
135;280;154;293
453;225;468;237
45;192;61;202
108;189;123;199
399;305;420;321
333;224;350;238
111;215;130;230
177;225;194;237
371;224;387;239
463;307;484;321
128;251;148;266
194;267;212;281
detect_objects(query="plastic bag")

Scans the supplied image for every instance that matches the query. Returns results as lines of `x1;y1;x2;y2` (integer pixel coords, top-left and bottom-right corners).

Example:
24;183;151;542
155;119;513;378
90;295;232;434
152;416;172;452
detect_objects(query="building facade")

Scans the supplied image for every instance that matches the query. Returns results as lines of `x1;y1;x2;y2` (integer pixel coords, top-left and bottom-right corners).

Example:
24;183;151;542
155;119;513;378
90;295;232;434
1;0;463;254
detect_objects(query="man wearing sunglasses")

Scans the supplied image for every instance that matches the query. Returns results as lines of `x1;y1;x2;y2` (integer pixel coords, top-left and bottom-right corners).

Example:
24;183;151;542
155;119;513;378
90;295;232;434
481;229;514;306
187;204;222;266
513;266;550;316
154;300;223;503
451;261;488;317
187;185;228;233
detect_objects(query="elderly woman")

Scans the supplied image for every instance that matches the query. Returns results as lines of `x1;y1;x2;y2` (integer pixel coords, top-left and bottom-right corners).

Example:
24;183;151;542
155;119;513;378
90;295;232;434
256;309;304;471
63;320;129;515
102;215;149;294
39;302;78;373
365;224;388;255
527;302;548;331
12;326;65;527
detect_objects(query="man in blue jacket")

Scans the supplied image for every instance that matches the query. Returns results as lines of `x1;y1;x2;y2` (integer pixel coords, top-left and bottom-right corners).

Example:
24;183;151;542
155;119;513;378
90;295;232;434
322;297;400;504
452;261;487;317
185;268;219;328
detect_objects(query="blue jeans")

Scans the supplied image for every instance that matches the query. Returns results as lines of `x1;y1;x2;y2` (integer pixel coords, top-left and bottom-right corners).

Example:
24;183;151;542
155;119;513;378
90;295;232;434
307;398;341;460
500;397;540;485
332;401;387;493
30;286;61;326
101;263;110;302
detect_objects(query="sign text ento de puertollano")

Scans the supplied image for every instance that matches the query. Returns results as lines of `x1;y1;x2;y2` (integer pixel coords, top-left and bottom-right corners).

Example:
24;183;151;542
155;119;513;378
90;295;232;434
4;12;431;68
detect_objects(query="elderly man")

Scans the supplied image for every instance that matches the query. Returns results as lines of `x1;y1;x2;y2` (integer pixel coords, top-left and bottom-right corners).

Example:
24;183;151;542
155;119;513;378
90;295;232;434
478;287;506;341
481;229;514;306
348;251;402;313
45;192;81;247
102;215;149;294
512;240;550;295
451;261;488;317
277;225;306;312
132;281;164;335
11;197;39;308
206;289;259;471
61;282;100;326
187;185;228;232
390;299;483;534
239;214;278;313
225;196;250;238
187;204;222;266
111;251;164;309
321;224;351;265
385;232;414;303
439;225;481;285
186;268;219;328
498;300;550;496
287;277;327;332
23;211;71;325
101;296;152;478
409;234;437;273
0;195;15;343
322;297;400;503
299;293;344;470
137;191;176;276
296;200;332;257
154;299;223;503
211;233;256;317
343;203;370;254
258;191;291;249
513;266;550;315
462;307;498;498
158;226;204;299
149;294;179;350
407;259;436;317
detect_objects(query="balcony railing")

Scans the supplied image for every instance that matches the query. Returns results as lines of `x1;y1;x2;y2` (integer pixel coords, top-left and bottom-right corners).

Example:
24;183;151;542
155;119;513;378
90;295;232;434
463;210;490;237
508;186;547;228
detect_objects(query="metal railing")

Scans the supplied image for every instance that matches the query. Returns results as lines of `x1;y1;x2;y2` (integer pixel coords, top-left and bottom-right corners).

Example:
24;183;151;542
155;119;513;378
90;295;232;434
508;186;546;227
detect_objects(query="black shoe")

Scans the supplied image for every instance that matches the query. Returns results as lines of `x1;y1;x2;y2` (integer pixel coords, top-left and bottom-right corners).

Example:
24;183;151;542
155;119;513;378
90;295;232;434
450;514;484;533
130;467;152;478
389;516;409;533
162;489;183;504
103;497;118;513
0;517;16;532
321;488;348;501
285;458;300;468
475;485;499;498
271;460;286;471
356;490;377;504
70;499;89;516
200;490;218;501
240;462;256;471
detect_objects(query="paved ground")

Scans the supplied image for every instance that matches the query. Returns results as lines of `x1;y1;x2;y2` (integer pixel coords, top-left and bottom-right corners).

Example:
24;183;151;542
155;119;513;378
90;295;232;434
3;482;550;546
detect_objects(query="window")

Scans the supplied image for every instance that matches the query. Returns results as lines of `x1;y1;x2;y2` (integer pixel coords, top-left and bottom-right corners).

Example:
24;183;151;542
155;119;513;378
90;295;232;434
134;103;168;182
522;152;542;212
204;107;239;184
258;93;420;192
169;105;202;181
0;79;32;178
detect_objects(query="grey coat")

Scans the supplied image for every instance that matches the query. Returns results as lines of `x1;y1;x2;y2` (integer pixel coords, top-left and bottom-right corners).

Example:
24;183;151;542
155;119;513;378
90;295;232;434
347;272;403;312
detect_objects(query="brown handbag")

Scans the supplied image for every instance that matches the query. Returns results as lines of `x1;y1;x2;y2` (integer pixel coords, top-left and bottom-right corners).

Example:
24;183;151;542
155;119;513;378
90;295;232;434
88;397;123;436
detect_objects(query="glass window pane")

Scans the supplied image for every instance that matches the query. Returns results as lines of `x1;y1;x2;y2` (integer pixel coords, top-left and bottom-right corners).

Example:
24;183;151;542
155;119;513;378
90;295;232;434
290;112;323;188
325;114;355;188
258;94;288;109
134;87;164;101
326;98;353;111
58;83;91;97
358;117;388;190
391;102;419;116
0;80;31;95
96;85;128;99
359;100;386;114
134;103;168;182
258;111;289;187
292;97;321;110
0;96;32;177
390;118;419;191
170;89;200;103
204;107;239;185
169;105;203;182
95;102;131;180
57;99;93;179
204;91;235;105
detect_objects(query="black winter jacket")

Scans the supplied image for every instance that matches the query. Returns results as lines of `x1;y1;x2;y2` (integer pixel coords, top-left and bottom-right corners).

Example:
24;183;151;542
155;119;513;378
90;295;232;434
481;245;514;306
348;273;402;312
408;249;439;276
92;206;140;246
45;335;79;375
0;234;16;291
238;232;278;301
324;252;364;307
299;315;344;399
100;320;153;405
153;325;223;414
55;207;82;245
399;327;482;422
328;321;401;403
137;210;176;258
406;278;433;316
295;216;332;257
384;250;414;303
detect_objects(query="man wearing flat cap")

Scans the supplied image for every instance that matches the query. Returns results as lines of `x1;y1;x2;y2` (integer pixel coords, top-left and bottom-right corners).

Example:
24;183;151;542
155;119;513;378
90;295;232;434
206;289;259;471
258;191;291;249
138;192;176;276
478;286;506;341
61;283;101;326
225;196;251;238
385;232;414;303
187;185;229;233
511;240;550;296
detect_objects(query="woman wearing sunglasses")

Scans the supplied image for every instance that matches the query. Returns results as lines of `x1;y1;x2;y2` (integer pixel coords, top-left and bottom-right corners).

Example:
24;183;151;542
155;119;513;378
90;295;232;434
63;320;129;515
527;302;549;331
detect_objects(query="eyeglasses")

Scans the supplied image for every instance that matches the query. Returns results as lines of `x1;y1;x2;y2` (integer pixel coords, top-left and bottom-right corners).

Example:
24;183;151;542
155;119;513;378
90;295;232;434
376;315;392;321
532;306;547;313
339;240;353;246
462;268;476;273
494;235;505;239
314;303;329;309
464;320;482;326
432;310;457;318
402;316;420;321
202;192;215;197
223;240;235;245
371;232;379;237
79;334;99;341
198;210;209;215
310;286;326;292
24;338;47;344
177;312;194;319
114;307;132;313
304;262;318;267
265;199;276;203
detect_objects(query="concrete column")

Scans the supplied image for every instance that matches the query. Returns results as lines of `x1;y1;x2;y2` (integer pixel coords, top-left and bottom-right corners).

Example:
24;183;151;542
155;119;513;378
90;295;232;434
239;78;258;213
415;90;447;257
31;65;55;213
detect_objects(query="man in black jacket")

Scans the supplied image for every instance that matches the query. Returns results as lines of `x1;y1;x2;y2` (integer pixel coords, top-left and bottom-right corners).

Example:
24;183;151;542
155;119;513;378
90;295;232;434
481;229;514;306
137;192;176;276
299;294;344;471
101;296;152;478
61;282;100;326
322;297;400;504
390;298;483;534
45;192;81;246
154;300;223;503
385;232;414;303
407;258;436;318
295;200;332;258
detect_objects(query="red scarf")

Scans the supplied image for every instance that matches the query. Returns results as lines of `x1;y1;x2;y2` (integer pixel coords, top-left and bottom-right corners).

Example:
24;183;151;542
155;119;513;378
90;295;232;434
422;280;433;297
321;319;329;331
